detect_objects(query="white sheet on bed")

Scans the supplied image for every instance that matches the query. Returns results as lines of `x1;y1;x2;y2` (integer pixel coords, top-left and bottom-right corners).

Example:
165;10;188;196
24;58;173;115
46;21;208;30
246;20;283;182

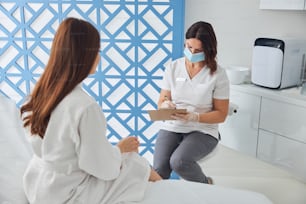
0;95;273;204
140;180;273;204
0;95;33;204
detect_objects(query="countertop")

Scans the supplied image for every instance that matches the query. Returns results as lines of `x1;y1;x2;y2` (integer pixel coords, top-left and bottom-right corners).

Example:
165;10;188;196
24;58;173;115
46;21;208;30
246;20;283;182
230;83;306;108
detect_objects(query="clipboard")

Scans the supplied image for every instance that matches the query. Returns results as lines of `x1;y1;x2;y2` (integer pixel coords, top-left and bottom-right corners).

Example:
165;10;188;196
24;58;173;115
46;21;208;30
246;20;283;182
147;109;187;121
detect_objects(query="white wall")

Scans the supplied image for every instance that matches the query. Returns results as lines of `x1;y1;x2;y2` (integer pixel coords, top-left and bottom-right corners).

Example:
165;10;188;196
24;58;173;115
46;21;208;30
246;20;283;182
185;0;306;69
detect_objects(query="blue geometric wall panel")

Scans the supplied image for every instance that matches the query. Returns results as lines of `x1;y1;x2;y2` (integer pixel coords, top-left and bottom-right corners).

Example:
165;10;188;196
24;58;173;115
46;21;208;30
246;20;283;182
0;0;185;163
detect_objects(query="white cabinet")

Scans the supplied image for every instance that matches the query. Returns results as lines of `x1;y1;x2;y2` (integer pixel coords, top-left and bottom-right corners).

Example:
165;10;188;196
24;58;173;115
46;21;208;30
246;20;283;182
260;98;306;143
257;130;306;181
221;84;306;182
219;89;261;157
257;97;306;181
260;0;306;10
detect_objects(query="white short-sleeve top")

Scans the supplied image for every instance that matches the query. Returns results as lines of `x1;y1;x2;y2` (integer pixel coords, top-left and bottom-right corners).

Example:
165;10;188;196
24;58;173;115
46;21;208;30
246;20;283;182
160;57;230;139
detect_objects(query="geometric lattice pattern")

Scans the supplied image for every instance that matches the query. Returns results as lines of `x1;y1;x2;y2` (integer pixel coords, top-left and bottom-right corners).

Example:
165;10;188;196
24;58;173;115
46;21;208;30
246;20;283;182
0;0;185;163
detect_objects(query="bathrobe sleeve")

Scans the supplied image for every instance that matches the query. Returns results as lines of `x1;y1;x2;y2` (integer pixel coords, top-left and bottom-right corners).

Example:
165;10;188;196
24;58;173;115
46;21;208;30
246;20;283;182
76;103;122;180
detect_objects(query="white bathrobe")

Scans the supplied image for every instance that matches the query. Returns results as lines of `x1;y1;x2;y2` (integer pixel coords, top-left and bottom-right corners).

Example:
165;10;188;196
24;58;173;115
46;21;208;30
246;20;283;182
23;85;151;204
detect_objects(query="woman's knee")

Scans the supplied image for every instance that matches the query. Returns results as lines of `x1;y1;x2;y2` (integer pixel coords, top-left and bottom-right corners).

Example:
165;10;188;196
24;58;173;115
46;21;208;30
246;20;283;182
170;156;193;173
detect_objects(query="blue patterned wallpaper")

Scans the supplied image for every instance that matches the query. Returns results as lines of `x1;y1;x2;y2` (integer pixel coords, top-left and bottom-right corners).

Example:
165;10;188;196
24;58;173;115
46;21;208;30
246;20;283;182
0;0;185;163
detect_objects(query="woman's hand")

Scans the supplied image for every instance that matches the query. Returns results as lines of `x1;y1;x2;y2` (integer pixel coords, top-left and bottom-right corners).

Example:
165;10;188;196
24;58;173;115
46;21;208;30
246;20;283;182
160;100;176;109
117;136;139;153
171;112;199;122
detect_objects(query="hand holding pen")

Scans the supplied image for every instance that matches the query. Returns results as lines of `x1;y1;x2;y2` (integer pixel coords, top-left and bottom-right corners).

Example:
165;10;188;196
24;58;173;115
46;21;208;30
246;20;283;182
160;96;176;109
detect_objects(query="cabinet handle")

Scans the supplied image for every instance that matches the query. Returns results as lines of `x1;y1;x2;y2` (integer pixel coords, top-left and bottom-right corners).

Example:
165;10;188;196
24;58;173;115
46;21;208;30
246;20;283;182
299;53;306;86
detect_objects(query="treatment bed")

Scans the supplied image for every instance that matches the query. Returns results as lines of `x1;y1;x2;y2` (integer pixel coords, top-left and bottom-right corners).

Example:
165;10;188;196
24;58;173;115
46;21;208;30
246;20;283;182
198;144;306;204
0;95;278;204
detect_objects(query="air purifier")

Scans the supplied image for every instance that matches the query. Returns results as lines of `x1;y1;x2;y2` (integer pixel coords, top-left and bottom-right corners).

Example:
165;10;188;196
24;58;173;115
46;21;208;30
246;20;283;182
251;38;306;89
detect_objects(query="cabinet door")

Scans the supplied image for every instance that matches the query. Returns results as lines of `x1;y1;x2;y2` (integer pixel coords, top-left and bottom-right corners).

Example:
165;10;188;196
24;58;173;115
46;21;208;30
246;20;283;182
260;0;305;10
219;90;261;157
260;98;306;143
257;129;306;182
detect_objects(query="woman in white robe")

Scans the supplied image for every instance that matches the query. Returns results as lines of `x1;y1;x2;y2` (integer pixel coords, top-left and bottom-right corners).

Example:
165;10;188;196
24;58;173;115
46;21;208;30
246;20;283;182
20;17;161;204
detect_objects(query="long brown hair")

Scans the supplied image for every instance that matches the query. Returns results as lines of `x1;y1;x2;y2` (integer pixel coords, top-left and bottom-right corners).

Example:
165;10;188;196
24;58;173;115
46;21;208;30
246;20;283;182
20;18;100;138
185;21;217;74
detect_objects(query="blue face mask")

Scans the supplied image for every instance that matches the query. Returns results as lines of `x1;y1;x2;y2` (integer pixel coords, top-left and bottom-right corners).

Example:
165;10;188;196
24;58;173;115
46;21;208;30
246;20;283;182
184;48;205;63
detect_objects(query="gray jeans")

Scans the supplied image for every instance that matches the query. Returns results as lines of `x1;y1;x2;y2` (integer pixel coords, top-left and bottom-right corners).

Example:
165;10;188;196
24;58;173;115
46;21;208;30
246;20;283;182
153;129;218;183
